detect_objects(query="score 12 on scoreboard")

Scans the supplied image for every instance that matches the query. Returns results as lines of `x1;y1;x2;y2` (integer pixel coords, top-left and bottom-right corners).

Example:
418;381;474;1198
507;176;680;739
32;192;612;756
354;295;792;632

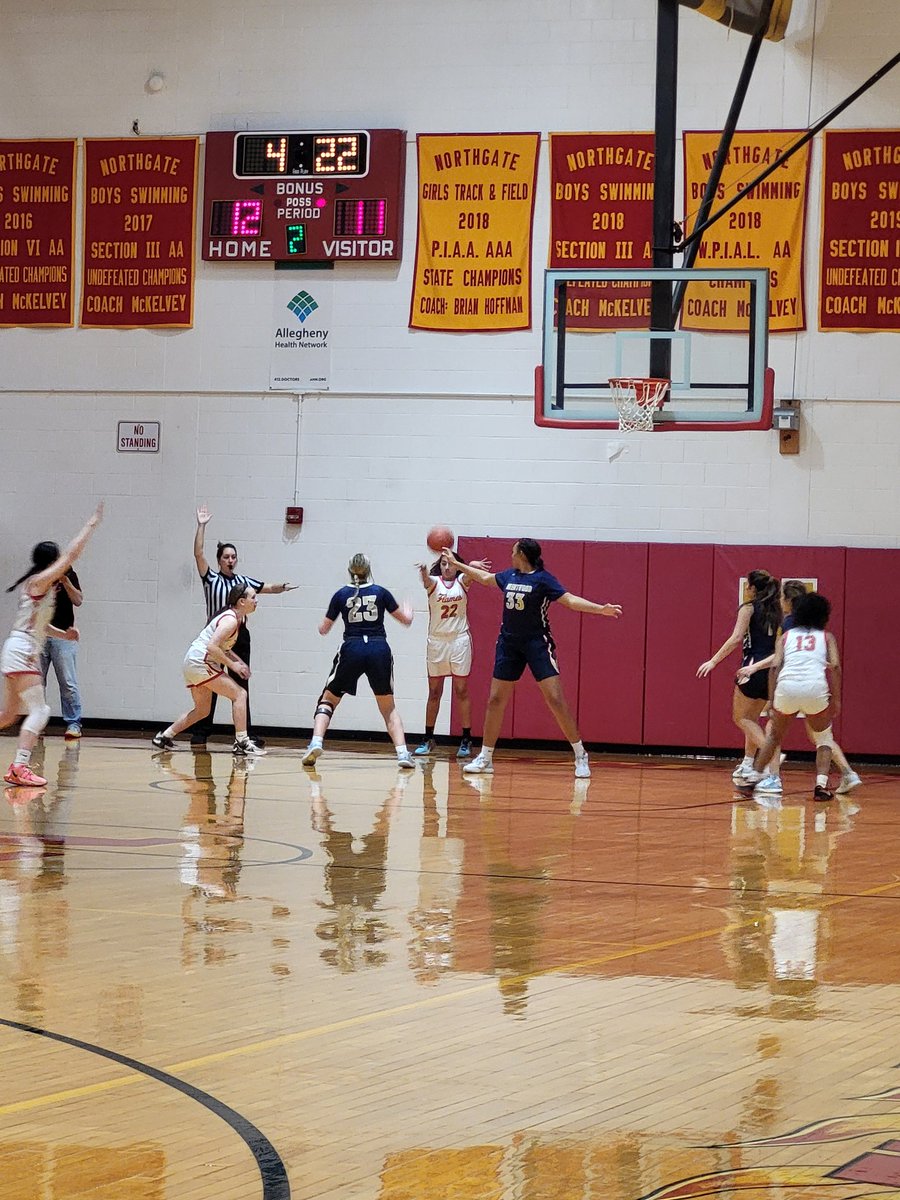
201;129;405;262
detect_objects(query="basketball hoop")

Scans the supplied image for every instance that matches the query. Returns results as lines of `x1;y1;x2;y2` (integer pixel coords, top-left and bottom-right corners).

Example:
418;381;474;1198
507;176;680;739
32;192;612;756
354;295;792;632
609;377;670;432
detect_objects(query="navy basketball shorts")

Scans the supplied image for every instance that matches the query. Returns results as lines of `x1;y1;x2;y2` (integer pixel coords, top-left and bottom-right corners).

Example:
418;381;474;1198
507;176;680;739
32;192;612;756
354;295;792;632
492;632;560;682
325;637;395;697
736;667;769;701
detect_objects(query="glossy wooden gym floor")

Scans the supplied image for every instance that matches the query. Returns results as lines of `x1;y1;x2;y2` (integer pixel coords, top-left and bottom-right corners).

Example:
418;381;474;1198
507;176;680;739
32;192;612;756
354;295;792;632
2;734;899;1200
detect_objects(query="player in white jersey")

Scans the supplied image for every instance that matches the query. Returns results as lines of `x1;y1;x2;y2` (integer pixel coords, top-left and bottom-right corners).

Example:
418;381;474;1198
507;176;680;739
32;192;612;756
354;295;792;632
0;503;103;787
737;591;841;803
415;553;485;759
153;583;264;757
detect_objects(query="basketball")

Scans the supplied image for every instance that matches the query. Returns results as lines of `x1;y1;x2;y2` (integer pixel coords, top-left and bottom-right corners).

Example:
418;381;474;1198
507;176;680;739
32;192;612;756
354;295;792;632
426;525;455;553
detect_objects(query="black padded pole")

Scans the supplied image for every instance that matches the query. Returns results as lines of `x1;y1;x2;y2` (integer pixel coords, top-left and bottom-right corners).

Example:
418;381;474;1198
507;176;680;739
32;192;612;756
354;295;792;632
673;0;773;319
650;0;679;382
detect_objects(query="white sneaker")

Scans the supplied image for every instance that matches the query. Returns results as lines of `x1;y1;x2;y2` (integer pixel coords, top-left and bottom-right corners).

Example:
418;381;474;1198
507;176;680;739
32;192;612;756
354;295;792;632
396;751;416;770
233;738;266;757
837;771;862;794
574;756;591;779
735;769;763;791
463;753;493;774
732;761;753;782
754;774;783;795
301;744;322;766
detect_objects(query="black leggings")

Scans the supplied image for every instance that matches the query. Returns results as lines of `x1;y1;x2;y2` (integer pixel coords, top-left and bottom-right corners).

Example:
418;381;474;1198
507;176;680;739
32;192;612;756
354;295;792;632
189;622;253;740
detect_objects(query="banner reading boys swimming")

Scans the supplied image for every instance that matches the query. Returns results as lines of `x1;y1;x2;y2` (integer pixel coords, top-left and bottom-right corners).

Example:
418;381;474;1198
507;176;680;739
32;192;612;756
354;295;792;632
410;133;540;332
549;132;654;331
682;130;810;333
820;129;900;331
0;139;76;327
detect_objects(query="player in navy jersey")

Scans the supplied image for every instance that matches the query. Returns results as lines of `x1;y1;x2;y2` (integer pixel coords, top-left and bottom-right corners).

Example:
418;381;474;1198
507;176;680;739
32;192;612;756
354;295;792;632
301;554;416;769
446;538;622;779
697;568;782;784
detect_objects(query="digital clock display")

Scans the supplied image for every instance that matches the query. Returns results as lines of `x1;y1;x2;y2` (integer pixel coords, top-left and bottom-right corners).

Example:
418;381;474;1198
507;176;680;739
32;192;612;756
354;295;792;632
235;132;369;178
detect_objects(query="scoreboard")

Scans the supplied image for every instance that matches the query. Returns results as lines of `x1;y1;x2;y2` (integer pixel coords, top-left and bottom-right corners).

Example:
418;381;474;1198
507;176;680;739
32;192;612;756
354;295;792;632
201;129;406;262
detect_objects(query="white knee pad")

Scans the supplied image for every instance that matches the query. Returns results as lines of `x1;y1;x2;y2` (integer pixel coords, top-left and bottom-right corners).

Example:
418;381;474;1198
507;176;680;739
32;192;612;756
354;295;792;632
811;725;834;749
20;684;51;736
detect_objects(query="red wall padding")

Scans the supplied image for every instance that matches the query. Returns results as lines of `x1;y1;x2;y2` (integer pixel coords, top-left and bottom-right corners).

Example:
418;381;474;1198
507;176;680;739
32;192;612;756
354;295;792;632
706;546;846;752
578;542;648;744
511;541;585;740
451;537;892;757
841;549;900;754
643;544;714;746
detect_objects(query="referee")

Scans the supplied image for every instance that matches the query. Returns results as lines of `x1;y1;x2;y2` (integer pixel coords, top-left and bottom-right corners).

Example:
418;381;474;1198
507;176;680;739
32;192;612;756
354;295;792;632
189;505;296;747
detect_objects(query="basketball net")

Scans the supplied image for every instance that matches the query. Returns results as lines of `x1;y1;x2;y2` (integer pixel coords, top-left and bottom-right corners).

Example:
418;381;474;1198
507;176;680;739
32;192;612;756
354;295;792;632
609;377;670;432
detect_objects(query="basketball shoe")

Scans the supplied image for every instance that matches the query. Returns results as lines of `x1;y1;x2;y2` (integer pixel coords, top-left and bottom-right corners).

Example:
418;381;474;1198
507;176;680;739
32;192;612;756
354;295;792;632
4;763;47;787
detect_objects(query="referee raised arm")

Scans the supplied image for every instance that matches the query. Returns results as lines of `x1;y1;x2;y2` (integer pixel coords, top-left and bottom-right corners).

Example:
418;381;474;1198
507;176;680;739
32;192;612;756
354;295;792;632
188;505;296;748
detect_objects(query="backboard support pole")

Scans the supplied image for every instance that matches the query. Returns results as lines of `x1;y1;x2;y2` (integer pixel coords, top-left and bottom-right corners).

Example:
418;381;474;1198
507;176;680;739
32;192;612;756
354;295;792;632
650;0;679;384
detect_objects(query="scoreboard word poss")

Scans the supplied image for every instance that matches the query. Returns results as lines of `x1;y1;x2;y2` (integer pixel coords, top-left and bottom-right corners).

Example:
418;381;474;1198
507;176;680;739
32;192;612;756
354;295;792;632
201;129;406;262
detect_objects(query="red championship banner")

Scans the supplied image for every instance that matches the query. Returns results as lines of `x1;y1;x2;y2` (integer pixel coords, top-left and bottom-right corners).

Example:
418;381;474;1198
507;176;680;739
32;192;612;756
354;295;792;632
820;129;900;332
549;132;654;330
682;130;810;333
410;133;539;332
0;139;75;328
81;137;198;328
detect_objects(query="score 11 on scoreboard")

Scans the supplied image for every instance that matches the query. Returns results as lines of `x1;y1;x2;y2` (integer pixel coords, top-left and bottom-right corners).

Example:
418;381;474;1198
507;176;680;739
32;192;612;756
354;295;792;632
201;129;406;262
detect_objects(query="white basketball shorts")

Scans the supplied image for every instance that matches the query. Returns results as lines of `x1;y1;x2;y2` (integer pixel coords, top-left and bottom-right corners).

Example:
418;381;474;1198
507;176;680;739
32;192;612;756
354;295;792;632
426;632;472;678
1;631;42;677
773;684;829;716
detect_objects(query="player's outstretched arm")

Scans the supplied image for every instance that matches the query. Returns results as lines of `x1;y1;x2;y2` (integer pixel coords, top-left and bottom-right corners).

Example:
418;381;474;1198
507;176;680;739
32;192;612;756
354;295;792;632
697;603;752;677
390;601;414;627
558;593;622;617
30;503;104;596
447;553;496;588
417;564;436;594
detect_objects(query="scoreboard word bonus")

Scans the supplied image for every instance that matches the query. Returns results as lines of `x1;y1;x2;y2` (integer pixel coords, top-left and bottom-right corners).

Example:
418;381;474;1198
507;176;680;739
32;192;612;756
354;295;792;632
201;129;406;262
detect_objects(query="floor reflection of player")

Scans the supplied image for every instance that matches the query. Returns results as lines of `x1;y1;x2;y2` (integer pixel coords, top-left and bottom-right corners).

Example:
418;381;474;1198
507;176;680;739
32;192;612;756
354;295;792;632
0;753;78;1023
308;771;403;973
158;751;251;968
478;785;584;1017
407;760;465;984
726;798;855;1017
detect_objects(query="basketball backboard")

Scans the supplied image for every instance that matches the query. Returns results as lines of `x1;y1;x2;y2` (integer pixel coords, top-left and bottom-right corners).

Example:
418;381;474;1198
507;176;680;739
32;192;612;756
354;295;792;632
535;267;773;432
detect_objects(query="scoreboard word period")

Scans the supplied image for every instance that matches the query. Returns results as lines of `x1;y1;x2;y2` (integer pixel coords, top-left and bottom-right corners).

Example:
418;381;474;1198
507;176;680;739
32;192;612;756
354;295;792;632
201;129;406;263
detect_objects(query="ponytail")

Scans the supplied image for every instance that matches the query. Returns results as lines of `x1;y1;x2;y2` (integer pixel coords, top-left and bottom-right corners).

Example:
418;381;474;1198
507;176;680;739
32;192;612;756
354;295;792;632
516;538;544;572
348;553;372;597
747;568;782;636
6;541;59;593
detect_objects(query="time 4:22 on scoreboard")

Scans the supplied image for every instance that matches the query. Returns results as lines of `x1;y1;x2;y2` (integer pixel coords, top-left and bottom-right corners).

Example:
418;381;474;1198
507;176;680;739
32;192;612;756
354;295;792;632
201;129;406;262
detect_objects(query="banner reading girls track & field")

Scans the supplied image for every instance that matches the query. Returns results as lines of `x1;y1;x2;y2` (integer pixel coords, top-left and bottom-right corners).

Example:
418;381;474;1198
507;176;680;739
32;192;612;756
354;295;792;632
410;133;540;332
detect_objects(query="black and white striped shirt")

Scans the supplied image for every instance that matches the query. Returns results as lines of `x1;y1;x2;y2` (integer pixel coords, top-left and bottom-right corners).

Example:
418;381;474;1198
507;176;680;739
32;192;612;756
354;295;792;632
201;568;264;623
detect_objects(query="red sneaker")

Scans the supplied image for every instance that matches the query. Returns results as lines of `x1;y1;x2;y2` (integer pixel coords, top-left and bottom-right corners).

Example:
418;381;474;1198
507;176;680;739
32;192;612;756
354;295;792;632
4;763;48;787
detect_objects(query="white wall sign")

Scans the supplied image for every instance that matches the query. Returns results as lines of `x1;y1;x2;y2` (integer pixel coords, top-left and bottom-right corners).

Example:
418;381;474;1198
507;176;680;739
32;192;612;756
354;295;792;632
117;421;160;452
269;273;333;392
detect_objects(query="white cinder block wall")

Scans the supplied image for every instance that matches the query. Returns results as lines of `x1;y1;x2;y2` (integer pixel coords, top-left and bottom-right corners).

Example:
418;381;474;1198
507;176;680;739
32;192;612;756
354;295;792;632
1;0;898;734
